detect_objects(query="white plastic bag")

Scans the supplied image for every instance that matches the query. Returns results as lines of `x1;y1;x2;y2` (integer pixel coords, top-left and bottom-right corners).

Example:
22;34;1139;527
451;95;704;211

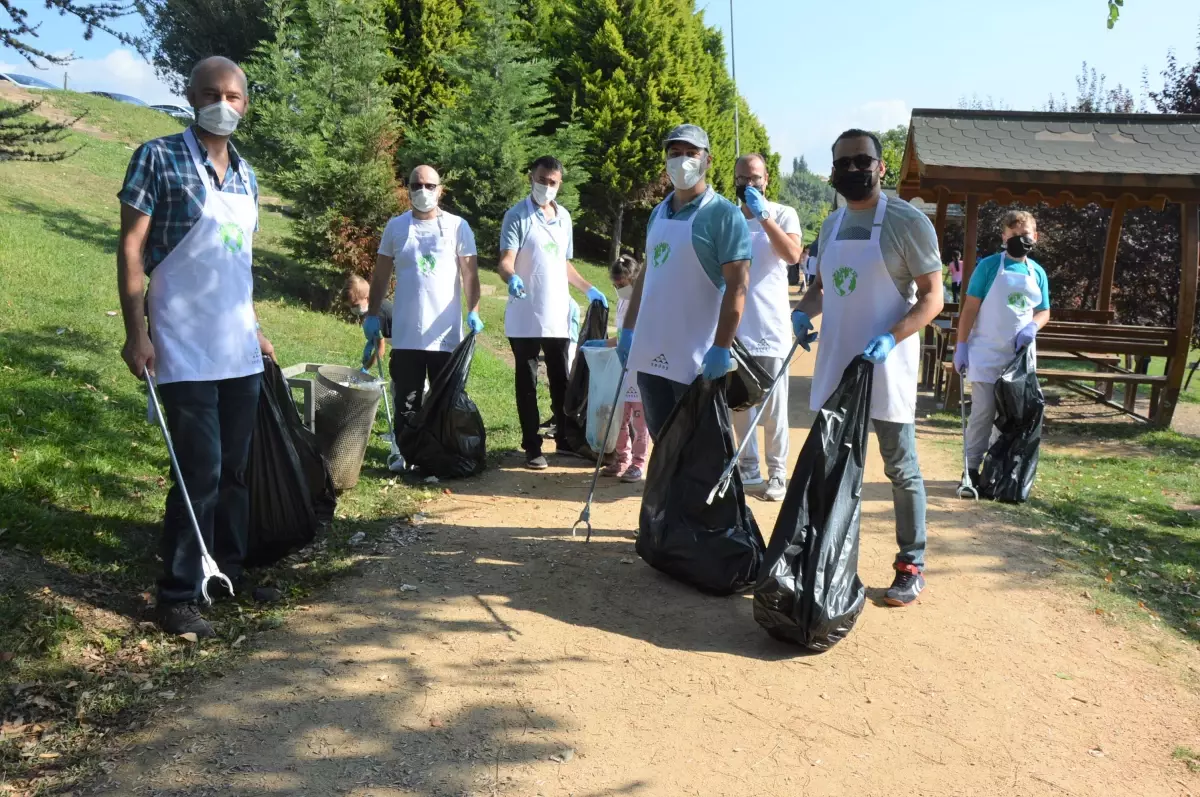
581;346;623;455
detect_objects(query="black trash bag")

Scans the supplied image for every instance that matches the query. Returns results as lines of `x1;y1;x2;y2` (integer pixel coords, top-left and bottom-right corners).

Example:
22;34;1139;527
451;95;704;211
398;332;487;479
245;358;337;569
558;300;609;460
752;356;871;651
979;345;1043;503
725;337;773;412
635;378;765;595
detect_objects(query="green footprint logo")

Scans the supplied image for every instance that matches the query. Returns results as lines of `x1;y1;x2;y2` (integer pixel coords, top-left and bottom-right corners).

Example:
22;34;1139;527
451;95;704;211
652;242;671;268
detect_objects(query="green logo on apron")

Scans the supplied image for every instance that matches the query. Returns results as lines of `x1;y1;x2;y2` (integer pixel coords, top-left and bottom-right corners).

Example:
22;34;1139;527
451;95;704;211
1007;292;1030;312
542;240;560;258
418;253;437;276
219;222;244;254
652;242;671;268
832;266;857;297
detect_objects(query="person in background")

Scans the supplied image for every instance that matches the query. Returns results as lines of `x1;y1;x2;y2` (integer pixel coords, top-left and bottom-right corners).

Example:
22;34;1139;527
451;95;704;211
499;155;608;470
364;164;483;443
948;250;964;303
117;56;274;637
732;152;803;502
804;239;820;285
620;124;752;439
584;255;649;482
791;128;944;608
346;274;391;372
953;211;1050;489
793;244;810;289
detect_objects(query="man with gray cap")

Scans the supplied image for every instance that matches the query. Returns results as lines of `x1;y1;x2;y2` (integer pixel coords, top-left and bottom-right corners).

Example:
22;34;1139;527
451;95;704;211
614;124;752;440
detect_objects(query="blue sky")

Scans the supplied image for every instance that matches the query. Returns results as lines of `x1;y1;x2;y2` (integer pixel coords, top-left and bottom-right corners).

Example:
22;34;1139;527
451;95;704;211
3;0;1198;171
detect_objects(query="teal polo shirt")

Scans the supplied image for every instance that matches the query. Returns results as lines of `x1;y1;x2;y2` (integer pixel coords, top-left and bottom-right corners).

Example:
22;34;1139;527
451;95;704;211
646;188;752;289
967;253;1051;311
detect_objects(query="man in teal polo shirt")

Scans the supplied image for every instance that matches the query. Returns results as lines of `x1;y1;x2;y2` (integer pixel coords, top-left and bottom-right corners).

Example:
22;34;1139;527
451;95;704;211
616;124;752;439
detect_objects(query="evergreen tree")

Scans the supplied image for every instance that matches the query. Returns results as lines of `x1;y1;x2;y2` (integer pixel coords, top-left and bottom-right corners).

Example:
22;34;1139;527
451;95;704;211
243;0;401;276
878;125;907;189
144;0;271;92
403;0;586;257
382;0;476;133
779;156;833;243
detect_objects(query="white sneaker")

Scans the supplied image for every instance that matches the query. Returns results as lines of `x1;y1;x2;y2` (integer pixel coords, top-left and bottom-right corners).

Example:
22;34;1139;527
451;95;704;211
740;469;764;487
764;476;787;502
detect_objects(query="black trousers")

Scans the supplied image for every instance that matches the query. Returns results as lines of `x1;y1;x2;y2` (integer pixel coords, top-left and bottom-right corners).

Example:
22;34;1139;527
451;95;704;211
157;373;261;604
509;337;571;455
389;348;453;429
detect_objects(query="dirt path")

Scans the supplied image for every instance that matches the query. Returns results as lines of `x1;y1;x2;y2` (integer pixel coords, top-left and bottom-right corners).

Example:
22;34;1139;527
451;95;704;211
87;350;1200;797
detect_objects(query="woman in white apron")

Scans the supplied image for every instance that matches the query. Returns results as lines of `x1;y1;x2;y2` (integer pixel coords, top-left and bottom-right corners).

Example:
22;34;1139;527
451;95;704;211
953;211;1049;483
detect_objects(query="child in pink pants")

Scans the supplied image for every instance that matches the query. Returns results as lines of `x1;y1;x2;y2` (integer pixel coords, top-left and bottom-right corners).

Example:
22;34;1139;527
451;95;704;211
600;256;648;482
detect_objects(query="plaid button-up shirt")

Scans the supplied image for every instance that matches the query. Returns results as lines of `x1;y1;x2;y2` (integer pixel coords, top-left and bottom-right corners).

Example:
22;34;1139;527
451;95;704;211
118;126;259;273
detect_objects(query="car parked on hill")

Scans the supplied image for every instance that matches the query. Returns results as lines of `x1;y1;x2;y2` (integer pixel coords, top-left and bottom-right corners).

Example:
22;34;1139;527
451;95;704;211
151;103;194;122
88;91;147;106
0;72;58;90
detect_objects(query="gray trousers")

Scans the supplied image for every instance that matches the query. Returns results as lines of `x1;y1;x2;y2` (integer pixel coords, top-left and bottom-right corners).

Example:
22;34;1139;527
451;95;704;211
965;381;998;470
732;355;790;479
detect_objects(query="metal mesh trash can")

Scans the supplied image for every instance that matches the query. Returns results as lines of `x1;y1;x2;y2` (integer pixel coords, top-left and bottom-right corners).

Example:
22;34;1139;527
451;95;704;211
313;365;383;491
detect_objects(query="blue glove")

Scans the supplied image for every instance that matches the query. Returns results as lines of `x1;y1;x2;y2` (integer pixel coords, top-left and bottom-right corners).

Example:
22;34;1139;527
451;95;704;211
467;311;484;334
508;274;526;299
1014;321;1038;351
743;185;769;218
361;341;375;369
863;333;896;364
616;328;633;366
791;310;818;351
953;342;969;375
701;345;733;381
362;314;381;343
582;339;608;349
586;286;609;309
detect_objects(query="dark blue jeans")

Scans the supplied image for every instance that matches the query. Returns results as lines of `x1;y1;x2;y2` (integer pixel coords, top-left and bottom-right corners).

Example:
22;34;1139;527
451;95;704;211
637;372;691;442
156;373;261;604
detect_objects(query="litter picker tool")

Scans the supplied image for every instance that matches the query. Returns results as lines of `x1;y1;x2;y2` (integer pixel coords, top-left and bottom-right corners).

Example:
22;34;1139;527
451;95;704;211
706;338;803;506
954;367;979;500
145;376;234;604
571;364;629;543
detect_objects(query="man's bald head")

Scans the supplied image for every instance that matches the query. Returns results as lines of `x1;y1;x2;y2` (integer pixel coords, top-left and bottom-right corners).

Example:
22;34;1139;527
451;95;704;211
408;165;441;187
186;56;249;122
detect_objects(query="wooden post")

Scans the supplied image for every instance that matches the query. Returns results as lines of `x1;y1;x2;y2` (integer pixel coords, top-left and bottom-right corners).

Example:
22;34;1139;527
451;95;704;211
1097;197;1129;313
947;194;981;410
1159;202;1199;427
934;190;949;252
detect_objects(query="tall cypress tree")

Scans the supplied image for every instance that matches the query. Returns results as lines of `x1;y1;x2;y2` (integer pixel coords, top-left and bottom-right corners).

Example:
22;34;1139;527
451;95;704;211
381;0;476;133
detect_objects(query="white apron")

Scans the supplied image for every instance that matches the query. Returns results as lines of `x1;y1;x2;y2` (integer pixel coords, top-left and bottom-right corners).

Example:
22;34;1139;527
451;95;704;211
615;296;640;402
967;253;1041;384
627;191;723;385
147;127;261;385
391;212;462;352
809;195;920;423
505;200;572;339
740;214;793;358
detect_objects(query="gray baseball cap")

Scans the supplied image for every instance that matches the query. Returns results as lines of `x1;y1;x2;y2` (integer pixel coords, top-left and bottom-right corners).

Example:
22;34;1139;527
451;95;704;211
663;123;710;151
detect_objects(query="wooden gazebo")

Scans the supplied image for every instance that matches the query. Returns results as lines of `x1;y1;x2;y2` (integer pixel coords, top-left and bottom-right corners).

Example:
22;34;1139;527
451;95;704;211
898;108;1200;426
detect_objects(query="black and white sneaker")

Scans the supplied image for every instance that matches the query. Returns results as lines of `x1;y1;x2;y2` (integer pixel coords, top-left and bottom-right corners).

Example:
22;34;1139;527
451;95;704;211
884;564;925;607
156;601;216;638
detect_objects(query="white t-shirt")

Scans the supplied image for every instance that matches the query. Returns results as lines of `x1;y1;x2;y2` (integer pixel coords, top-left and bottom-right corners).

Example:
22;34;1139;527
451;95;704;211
377;210;478;260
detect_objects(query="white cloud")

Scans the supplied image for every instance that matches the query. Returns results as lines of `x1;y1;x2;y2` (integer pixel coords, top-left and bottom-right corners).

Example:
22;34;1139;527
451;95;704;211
768;99;912;176
0;48;184;105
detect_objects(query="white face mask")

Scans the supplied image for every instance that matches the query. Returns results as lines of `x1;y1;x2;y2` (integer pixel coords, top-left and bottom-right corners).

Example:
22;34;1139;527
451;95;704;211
195;101;242;136
616;285;634;301
531;182;558;207
665;156;704;190
410;187;438;213
350;303;367;317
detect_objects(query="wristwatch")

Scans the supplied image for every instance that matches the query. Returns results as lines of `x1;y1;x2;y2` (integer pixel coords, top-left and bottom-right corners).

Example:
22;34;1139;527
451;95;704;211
758;208;770;221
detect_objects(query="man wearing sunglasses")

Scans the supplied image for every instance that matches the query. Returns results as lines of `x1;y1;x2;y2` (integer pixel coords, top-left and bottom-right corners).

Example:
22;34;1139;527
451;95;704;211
732;152;803;502
620;124;752;441
791;128;944;608
499;155;608;470
364;164;483;454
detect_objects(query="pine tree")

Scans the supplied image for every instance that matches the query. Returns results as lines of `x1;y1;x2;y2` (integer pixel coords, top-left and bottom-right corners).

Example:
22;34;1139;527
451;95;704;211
402;0;586;255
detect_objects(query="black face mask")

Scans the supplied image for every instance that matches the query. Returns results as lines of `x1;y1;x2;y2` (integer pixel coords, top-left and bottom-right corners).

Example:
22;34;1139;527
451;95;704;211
831;168;877;202
1005;234;1035;259
736;184;747;203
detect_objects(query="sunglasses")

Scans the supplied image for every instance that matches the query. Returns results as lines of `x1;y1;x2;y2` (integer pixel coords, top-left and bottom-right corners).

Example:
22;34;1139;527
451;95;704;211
410;182;440;191
832;154;879;171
